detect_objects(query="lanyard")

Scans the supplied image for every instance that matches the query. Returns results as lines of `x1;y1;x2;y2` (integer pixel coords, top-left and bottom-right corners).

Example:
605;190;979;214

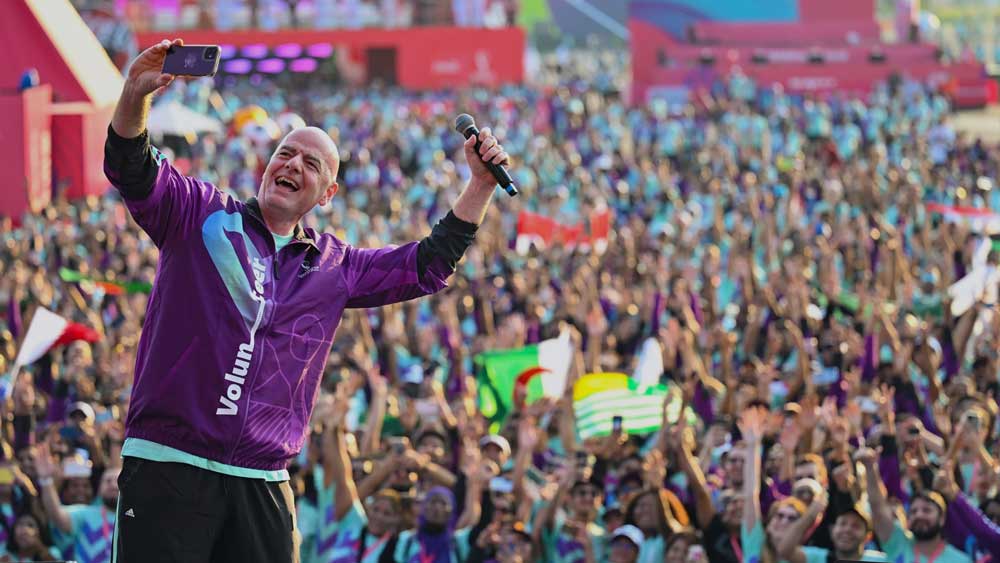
418;546;436;563
101;506;111;542
360;532;390;561
731;534;744;562
914;541;946;563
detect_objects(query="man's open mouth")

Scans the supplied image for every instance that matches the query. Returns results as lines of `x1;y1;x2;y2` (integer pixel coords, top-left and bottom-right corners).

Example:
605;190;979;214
275;176;299;191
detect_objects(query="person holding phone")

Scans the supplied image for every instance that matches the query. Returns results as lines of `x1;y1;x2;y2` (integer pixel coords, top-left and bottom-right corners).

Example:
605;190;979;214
105;38;510;563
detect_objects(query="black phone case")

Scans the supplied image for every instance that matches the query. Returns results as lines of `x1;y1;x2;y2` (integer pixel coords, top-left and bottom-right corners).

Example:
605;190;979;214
162;45;221;77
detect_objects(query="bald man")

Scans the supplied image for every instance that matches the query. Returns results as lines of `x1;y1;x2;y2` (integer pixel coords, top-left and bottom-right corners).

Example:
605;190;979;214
102;40;509;563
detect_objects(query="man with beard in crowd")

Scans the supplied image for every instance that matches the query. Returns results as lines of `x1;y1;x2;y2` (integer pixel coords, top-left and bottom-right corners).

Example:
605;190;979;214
856;447;971;563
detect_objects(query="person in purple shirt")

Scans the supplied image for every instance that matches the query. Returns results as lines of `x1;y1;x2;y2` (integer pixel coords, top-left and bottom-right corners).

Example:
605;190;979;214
104;39;511;563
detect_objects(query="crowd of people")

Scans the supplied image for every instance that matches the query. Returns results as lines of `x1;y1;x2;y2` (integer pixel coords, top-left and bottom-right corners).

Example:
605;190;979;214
107;0;520;33
3;44;1000;562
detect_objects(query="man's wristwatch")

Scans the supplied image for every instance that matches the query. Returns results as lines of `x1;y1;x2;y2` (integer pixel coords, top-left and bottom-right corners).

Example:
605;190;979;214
38;477;54;487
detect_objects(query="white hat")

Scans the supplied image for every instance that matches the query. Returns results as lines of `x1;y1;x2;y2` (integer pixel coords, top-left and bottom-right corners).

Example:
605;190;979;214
612;524;644;548
68;401;95;422
62;454;93;479
402;364;424;385
479;434;512;457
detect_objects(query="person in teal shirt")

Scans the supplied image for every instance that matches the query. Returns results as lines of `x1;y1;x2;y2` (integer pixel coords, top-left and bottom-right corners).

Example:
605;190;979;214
856;448;972;563
739;407;807;563
533;472;607;563
317;392;403;563
776;493;888;563
393;487;472;563
33;448;119;563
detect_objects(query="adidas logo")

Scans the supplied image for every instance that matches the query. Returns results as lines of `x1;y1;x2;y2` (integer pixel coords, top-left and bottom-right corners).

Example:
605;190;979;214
125;509;135;518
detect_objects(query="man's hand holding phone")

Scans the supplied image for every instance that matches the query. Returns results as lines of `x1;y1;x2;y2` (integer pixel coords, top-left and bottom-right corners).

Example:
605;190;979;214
124;39;185;101
162;44;221;77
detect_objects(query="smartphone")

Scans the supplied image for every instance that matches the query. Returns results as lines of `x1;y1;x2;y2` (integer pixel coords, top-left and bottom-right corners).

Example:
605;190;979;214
612;415;623;434
162;45;221;77
402;382;422;399
388;437;409;455
60;425;82;443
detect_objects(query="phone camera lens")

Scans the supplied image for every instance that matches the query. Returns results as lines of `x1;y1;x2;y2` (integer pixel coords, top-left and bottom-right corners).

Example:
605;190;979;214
205;48;218;60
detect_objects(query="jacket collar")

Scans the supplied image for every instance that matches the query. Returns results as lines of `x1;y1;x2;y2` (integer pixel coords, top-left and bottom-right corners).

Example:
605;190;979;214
244;197;320;251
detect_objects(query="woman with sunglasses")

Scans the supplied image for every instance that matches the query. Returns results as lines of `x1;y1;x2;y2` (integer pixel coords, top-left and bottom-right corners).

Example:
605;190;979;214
740;407;809;563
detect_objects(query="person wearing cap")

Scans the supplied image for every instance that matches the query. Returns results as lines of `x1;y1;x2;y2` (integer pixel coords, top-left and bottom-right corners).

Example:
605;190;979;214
777;491;888;563
479;435;511;467
56;454;94;506
33;447;121;563
856;447;972;563
609;524;644;563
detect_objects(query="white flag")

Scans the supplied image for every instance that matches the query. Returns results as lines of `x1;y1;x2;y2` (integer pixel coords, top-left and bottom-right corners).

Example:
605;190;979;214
13;307;68;370
632;337;664;388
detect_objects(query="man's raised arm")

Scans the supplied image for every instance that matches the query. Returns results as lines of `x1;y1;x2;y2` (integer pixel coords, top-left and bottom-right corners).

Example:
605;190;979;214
344;128;511;309
105;39;181;201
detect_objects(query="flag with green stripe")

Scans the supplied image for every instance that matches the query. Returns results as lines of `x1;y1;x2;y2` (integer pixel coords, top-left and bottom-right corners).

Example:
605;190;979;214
573;374;686;439
474;334;572;426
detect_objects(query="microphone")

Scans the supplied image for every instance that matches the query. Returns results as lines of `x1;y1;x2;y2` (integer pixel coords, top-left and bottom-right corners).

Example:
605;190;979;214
454;114;518;197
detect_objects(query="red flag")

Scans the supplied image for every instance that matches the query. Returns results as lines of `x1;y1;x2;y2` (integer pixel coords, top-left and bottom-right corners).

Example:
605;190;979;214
52;322;101;348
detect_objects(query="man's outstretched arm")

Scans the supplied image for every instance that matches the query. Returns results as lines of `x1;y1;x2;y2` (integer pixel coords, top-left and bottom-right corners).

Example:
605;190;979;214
452;127;508;225
106;39;181;200
414;127;509;276
344;129;511;308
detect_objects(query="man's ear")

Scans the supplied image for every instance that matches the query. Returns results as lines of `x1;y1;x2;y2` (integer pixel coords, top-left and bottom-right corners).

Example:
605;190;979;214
319;182;339;206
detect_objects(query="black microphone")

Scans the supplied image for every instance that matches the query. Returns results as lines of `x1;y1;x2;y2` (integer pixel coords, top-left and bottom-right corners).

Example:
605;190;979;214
454;114;518;197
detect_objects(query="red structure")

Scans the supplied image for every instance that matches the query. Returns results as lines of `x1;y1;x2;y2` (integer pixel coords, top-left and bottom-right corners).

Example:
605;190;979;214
0;0;123;220
630;0;995;108
136;27;525;90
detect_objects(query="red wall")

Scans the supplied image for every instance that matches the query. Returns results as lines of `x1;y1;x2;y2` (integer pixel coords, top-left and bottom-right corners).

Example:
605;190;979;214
0;86;52;221
50;103;115;200
631;19;993;108
136;27;525;90
799;0;874;22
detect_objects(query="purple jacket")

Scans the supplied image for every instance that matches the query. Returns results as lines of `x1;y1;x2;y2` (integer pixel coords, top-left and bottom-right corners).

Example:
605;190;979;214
946;494;1000;561
106;138;456;471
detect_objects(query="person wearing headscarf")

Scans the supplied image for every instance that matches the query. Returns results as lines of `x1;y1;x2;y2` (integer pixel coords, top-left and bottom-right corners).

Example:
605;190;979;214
394;487;472;562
